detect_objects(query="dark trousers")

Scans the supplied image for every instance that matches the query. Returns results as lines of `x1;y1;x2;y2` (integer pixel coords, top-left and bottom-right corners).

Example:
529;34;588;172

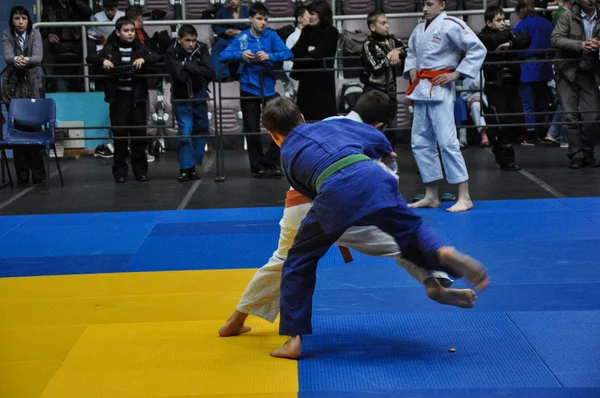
486;84;526;167
240;90;280;173
556;72;600;160
109;92;148;178
5;104;46;182
279;203;447;336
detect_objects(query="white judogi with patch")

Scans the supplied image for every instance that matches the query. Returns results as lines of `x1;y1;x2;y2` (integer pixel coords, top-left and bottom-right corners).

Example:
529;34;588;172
404;12;486;184
237;111;452;322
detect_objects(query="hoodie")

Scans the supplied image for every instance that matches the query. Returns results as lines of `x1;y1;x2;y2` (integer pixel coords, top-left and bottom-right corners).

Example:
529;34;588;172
218;27;293;96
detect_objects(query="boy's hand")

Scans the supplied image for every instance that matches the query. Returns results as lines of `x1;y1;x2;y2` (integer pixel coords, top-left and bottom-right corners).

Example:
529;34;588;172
242;51;256;62
231;29;242;36
102;59;114;70
382;152;397;166
409;69;417;80
255;51;269;61
433;71;460;86
133;58;145;69
495;42;511;51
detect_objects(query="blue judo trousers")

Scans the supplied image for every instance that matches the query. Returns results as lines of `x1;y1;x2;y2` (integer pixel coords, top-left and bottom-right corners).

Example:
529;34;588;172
278;118;450;336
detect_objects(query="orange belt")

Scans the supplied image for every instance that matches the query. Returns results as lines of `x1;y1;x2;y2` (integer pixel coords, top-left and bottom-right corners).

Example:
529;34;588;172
406;69;454;97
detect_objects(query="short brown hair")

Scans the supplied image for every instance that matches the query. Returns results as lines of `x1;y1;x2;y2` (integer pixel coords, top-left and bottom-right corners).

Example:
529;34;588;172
262;97;303;136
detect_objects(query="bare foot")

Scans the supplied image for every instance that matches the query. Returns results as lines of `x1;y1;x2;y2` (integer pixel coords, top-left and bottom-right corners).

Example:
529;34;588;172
408;197;441;209
218;310;252;337
447;198;473;212
270;336;302;359
424;277;477;308
438;247;490;292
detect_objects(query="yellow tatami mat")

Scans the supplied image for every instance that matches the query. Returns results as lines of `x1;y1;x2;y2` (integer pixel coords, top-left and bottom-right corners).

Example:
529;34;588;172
0;270;298;398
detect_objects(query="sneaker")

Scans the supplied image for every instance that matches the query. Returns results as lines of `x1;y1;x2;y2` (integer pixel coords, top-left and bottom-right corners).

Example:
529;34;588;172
188;168;201;180
560;142;568;148
270;166;283;178
146;152;155;163
94;144;113;158
254;168;269;179
178;172;190;182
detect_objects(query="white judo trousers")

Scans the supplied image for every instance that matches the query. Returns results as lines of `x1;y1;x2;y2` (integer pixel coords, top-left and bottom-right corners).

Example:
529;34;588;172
237;202;452;323
404;12;487;184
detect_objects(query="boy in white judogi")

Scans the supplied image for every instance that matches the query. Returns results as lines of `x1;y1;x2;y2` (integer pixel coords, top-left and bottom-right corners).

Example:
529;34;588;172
404;0;486;212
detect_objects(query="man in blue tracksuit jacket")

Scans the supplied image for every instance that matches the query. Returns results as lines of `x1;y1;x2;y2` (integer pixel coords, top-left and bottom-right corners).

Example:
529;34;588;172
219;3;293;178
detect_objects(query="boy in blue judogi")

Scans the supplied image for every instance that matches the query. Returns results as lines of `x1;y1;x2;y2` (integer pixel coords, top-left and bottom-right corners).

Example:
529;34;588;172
262;97;490;359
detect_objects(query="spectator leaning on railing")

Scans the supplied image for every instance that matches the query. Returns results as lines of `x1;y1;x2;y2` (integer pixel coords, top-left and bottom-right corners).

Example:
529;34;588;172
2;5;47;185
551;0;600;169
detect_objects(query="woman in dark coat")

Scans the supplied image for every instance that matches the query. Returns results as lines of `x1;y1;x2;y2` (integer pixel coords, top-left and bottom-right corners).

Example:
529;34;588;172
291;0;339;122
2;5;46;184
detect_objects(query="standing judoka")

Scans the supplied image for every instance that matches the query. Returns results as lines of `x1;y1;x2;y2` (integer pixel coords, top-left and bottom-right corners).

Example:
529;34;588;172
404;0;487;212
262;97;490;359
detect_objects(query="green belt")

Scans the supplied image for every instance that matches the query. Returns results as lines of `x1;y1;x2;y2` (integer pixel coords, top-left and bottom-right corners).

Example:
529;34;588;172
315;154;371;192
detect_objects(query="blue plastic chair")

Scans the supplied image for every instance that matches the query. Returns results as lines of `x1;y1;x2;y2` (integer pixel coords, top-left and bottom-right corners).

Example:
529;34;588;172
0;98;64;189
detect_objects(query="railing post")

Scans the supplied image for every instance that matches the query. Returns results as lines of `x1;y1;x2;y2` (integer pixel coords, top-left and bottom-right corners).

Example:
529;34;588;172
82;26;90;92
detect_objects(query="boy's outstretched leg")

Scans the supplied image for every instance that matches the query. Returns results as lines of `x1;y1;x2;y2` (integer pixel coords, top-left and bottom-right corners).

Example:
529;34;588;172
438;246;489;291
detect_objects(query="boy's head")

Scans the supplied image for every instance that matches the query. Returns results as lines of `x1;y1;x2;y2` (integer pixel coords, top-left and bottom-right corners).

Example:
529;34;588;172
262;97;305;145
177;24;198;53
125;6;144;29
367;11;388;36
353;90;396;128
423;0;446;22
294;6;309;28
515;0;535;19
484;6;505;31
103;0;119;20
249;4;269;35
115;16;136;43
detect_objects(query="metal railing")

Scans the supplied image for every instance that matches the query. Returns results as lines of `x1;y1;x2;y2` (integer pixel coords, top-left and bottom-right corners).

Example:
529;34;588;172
32;5;557;91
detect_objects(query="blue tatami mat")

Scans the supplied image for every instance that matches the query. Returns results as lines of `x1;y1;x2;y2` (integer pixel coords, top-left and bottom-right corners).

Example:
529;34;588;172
430;211;600;245
0;215;27;239
508;311;600;387
0;223;155;259
300;388;600;398
299;312;559;391
449;239;600;284
0;254;133;278
312;283;600;316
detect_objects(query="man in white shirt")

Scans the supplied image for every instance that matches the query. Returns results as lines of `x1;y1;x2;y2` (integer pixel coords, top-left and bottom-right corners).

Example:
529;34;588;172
89;0;125;51
283;6;309;98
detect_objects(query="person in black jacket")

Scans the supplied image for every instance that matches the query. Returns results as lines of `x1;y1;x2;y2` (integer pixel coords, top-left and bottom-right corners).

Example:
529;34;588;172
165;25;215;182
87;17;159;183
290;0;339;122
478;6;531;171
